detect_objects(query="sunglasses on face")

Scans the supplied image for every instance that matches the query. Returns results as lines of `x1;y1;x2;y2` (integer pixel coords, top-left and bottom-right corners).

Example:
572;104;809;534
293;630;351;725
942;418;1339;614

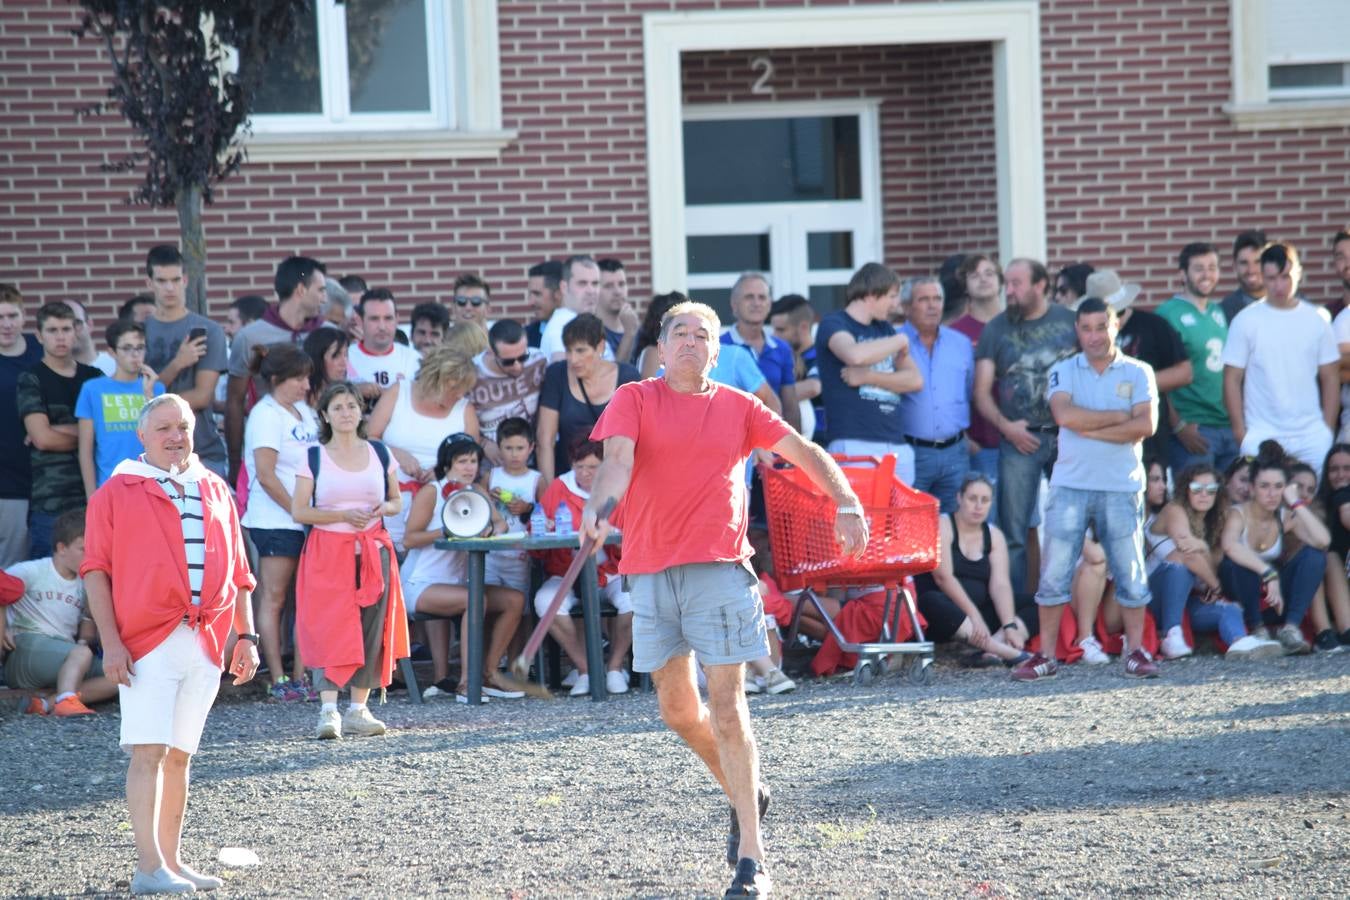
495;352;528;367
1188;482;1221;494
454;295;486;307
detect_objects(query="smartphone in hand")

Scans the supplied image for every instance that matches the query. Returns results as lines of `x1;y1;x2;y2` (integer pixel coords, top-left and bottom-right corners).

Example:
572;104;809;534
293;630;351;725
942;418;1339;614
188;327;207;342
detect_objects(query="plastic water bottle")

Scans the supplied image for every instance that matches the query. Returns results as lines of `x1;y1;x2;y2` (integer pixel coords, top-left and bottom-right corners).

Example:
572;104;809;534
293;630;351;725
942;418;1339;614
530;503;549;537
555;505;573;535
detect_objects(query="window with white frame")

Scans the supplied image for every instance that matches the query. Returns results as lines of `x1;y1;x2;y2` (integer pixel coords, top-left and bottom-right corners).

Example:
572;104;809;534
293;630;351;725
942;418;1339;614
1227;0;1350;129
240;0;512;161
1264;1;1350;101
252;0;449;130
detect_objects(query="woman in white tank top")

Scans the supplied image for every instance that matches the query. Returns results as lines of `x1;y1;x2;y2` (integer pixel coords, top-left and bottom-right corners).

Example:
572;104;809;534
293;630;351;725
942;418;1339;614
368;345;478;549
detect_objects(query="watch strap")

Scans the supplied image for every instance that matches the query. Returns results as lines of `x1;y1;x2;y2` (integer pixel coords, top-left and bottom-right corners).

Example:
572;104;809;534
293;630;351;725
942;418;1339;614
836;505;864;517
237;632;260;644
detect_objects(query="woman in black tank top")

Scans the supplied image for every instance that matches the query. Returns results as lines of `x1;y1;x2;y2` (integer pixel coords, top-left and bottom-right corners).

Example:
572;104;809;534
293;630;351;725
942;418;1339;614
915;474;1040;664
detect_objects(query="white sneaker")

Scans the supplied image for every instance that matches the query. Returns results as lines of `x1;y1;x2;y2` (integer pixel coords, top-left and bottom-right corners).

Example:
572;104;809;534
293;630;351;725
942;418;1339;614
569;673;590;696
342;706;387;737
131;866;195;895
1160;625;1192;660
761;668;797;694
174;865;222;891
605;670;630;694
744;675;764;694
561;668;579;688
1077;636;1111;665
315;707;342;740
1225;634;1284;660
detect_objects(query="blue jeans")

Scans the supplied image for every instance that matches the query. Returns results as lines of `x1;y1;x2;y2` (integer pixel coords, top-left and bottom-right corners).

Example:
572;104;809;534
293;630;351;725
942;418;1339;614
970;446;999;523
1187;596;1247;646
1219;546;1324;630
998;434;1057;593
27;510;56;561
1036;487;1151;608
912;441;969;515
1168;424;1240;480
1147;561;1194;631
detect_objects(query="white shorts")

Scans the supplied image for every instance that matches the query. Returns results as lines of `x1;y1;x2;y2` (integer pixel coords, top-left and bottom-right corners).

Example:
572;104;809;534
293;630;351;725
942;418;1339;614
118;624;222;755
402;577;439;617
534;575;632;618
485;551;530;594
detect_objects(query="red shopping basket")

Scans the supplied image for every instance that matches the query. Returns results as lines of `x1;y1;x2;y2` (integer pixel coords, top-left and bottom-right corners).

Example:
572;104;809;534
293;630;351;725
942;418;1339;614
760;454;939;592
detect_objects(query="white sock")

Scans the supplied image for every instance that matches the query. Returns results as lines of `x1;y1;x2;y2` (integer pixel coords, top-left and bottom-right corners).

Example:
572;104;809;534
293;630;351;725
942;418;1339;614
348;702;366;712
54;691;76;704
320;702;337;713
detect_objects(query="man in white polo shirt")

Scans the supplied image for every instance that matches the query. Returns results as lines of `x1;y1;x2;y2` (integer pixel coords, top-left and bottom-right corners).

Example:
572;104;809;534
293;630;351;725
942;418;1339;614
540;255;604;362
347;288;420;402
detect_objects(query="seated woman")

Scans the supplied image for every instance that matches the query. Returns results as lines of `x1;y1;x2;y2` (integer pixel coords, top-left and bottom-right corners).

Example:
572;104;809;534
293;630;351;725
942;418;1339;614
1145;463;1281;660
914;473;1039;665
1071;457;1168;664
1219;442;1330;655
401;433;524;702
1223;454;1252;506
1315;444;1350;651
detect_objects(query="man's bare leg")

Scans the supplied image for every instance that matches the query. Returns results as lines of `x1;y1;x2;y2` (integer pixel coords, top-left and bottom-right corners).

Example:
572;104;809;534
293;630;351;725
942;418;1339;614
705;662;763;862
652;654;728;793
158;749;191;871
127;744;168;874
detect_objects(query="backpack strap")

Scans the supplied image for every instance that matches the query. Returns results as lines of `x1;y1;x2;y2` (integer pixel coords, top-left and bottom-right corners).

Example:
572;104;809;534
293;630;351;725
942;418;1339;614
369;440;394;501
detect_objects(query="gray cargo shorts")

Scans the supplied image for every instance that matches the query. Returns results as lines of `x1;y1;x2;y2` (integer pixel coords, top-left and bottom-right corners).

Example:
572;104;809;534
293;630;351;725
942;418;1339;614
626;561;769;673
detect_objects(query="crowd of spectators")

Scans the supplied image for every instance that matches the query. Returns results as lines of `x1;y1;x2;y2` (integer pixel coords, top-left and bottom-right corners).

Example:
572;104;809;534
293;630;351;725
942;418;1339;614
5;228;1350;716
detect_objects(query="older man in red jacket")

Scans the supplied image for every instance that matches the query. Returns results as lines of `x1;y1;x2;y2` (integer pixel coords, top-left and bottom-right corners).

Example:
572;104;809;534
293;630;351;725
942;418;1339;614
83;393;259;896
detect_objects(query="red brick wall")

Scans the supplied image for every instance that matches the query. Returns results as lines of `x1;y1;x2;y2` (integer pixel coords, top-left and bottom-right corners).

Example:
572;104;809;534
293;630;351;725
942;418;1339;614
3;0;1349;329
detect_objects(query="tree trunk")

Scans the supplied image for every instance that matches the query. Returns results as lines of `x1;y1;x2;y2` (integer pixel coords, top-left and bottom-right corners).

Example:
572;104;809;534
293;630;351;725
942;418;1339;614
177;183;207;315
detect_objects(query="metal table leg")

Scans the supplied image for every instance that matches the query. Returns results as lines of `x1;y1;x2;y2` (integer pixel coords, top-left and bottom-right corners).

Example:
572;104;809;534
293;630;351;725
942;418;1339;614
466;550;486;706
580;557;607;701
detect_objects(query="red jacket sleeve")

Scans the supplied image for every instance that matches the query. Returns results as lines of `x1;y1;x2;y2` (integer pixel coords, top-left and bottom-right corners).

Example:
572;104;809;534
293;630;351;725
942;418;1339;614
78;483;115;580
0;571;22;605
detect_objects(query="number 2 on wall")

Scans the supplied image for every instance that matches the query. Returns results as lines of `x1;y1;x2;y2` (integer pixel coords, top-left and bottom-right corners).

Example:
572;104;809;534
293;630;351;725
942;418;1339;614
751;56;774;95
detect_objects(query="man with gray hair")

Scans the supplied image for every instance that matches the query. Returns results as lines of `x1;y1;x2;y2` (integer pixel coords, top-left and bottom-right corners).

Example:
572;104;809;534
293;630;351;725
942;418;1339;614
721;272;800;433
899;276;972;512
583;301;868;898
82;393;260;894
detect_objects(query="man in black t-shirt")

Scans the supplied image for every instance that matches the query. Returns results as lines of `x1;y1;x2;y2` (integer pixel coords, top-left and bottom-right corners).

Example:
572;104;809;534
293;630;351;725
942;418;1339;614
1081;271;1192;464
0;284;44;566
15;302;100;558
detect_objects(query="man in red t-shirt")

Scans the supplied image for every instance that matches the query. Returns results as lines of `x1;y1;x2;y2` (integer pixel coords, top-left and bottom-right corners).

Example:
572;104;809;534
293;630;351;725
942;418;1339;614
583;302;868;899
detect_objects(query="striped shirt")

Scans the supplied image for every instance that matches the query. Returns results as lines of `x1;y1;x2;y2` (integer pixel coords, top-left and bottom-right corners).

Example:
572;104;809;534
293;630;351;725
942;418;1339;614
153;476;206;606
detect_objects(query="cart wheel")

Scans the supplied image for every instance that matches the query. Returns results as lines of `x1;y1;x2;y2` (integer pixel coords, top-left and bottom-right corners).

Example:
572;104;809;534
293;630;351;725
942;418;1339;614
853;661;875;687
875;655;891;678
909;657;935;686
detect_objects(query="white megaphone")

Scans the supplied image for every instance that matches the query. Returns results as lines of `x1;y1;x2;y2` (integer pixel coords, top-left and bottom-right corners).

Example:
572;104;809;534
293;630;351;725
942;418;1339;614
441;488;493;538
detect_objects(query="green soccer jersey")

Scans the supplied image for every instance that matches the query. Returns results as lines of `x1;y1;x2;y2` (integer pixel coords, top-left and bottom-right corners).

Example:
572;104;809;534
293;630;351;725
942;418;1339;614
1156;295;1229;427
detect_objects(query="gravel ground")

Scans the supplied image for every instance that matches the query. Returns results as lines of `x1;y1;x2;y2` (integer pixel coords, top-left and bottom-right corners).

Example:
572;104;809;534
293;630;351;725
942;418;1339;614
2;650;1347;899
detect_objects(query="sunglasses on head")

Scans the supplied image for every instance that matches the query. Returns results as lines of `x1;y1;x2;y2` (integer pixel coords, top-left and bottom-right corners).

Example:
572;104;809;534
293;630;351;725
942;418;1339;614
1188;482;1221;494
495;352;529;367
454;295;486;307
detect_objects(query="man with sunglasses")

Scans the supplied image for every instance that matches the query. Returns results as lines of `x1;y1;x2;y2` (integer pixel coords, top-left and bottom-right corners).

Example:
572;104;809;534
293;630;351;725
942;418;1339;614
471;319;548;464
450;273;493;335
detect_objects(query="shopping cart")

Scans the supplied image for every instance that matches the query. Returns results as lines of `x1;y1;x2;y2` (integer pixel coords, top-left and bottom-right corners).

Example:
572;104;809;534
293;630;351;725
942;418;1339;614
760;454;940;686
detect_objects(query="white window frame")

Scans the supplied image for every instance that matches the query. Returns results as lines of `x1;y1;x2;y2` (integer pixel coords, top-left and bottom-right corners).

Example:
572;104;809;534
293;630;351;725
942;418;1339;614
249;0;450;134
641;1;1046;297
683;99;883;307
245;0;514;162
1225;0;1350;130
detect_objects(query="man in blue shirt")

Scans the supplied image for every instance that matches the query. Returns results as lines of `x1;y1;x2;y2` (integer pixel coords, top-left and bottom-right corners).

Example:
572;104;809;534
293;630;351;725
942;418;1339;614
899;277;972;512
816;263;923;484
721;272;800;433
1013;297;1160;683
76;320;165;495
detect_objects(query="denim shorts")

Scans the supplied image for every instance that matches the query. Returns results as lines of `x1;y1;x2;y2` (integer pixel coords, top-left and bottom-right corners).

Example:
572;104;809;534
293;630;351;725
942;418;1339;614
249;527;305;558
626;561;768;673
